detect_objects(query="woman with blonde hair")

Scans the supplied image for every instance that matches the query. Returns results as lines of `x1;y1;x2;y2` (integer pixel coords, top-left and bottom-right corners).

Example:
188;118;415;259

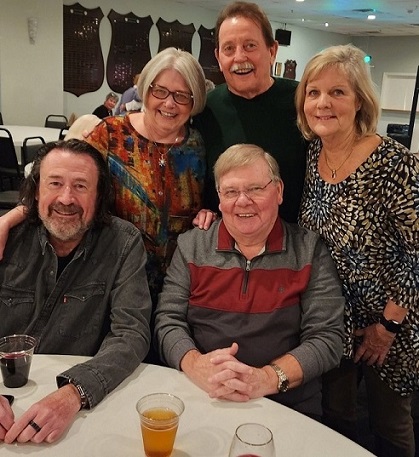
296;43;418;457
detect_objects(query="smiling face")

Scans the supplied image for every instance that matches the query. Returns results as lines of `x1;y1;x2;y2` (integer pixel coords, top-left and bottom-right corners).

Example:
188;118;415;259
104;96;118;111
37;149;98;251
216;16;277;99
218;158;283;246
144;68;193;141
304;66;360;143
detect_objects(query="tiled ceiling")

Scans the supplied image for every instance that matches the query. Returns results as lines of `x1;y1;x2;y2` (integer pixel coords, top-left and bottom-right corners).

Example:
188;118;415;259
173;0;419;36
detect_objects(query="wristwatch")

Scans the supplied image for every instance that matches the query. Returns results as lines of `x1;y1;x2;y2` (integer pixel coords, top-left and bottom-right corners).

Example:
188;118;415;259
379;315;402;334
269;364;289;393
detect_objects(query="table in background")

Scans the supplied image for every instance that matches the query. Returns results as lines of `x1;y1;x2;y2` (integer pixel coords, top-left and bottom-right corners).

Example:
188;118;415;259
0;355;375;457
0;125;60;164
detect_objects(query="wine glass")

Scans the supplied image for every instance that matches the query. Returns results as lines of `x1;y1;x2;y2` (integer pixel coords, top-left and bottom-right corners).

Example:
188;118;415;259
229;423;276;457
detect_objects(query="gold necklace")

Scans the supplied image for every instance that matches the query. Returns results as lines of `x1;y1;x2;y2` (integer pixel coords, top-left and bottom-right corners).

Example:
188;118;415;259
323;147;355;179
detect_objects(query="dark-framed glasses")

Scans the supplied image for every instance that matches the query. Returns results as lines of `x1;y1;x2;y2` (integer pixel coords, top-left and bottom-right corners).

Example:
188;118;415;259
149;84;193;105
218;179;274;201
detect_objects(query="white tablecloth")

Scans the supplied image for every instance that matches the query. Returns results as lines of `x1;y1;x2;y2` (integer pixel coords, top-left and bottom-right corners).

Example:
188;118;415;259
0;355;375;456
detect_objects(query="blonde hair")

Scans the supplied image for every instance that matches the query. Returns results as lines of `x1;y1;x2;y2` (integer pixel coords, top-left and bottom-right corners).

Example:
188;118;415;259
295;44;380;140
138;47;206;117
64;114;102;140
214;144;281;188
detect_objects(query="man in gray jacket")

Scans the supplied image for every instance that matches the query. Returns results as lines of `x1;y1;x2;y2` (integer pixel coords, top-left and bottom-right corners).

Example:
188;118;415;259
0;140;151;443
155;144;344;419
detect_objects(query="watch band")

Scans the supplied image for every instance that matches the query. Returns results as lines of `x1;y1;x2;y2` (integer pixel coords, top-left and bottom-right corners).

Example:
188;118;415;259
379;315;402;334
269;364;289;393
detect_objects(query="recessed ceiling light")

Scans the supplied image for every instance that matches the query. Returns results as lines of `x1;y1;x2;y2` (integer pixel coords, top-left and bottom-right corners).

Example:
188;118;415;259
296;0;305;3
324;22;329;27
368;14;376;20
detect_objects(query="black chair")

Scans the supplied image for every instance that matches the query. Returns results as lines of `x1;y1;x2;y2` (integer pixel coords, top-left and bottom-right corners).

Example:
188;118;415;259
0;112;3;124
0;190;20;209
0;127;22;191
59;127;69;140
22;136;46;167
45;114;68;130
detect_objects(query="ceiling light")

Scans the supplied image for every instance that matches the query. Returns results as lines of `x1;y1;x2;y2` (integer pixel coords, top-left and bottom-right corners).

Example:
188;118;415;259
296;0;305;2
324;22;329;27
368;14;376;20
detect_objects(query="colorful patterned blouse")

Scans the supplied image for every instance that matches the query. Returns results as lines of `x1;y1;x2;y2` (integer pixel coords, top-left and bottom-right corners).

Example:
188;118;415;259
299;136;419;395
88;114;206;302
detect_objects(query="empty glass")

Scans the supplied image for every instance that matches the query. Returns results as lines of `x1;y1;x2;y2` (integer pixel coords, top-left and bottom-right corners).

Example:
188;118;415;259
229;423;276;457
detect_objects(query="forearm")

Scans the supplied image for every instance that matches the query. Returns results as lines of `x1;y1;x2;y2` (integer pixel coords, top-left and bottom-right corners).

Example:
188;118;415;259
383;298;408;323
269;353;304;391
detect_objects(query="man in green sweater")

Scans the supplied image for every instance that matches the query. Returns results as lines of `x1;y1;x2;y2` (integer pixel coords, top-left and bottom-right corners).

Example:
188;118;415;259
193;1;307;224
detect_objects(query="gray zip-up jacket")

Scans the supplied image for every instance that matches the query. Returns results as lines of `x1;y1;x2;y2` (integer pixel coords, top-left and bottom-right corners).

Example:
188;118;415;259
0;217;151;408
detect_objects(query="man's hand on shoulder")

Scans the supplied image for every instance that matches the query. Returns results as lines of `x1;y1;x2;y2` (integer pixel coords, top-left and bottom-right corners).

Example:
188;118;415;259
4;384;81;444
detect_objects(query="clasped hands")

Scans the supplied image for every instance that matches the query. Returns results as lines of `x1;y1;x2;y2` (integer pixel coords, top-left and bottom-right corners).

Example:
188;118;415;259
0;385;80;444
182;342;275;402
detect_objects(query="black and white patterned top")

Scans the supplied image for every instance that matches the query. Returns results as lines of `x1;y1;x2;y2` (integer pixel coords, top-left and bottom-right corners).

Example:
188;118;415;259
299;136;419;395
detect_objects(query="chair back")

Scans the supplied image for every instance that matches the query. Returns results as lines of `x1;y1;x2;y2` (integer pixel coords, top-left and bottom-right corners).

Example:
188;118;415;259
0;190;20;209
59;127;69;140
0;127;21;190
45;114;68;129
0;112;3;124
22;136;46;167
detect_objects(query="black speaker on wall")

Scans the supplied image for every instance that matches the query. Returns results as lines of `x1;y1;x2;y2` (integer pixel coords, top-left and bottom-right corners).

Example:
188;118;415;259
275;29;291;46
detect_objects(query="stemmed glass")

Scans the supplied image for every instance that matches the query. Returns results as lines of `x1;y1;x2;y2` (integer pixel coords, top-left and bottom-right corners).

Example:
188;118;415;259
229;423;276;457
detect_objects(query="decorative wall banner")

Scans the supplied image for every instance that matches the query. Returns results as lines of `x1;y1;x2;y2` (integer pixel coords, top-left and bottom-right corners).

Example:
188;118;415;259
198;25;224;86
63;3;104;96
107;10;153;94
283;59;297;80
156;18;195;53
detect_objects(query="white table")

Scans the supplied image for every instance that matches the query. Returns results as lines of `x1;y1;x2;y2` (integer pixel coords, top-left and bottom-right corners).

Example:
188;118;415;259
0;355;375;456
0;125;60;164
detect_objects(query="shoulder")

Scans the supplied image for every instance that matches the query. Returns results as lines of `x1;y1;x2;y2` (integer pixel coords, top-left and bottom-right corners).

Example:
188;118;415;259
177;221;219;250
272;77;299;93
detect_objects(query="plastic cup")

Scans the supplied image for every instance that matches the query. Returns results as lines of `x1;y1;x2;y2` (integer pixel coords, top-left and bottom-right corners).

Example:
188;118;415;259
229;423;276;457
136;393;184;457
0;334;37;388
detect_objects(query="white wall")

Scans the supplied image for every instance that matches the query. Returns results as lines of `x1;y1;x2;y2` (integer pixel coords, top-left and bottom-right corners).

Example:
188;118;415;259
0;0;418;152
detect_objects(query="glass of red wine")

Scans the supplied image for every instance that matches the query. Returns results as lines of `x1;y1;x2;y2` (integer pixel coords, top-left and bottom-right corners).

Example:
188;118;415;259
0;334;37;388
229;423;276;457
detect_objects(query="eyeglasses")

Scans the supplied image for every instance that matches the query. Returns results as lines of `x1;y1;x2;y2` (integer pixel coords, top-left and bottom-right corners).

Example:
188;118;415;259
149;84;193;105
218;179;274;201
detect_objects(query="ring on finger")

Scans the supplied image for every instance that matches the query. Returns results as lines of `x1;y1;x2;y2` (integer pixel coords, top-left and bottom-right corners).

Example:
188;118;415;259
29;420;42;433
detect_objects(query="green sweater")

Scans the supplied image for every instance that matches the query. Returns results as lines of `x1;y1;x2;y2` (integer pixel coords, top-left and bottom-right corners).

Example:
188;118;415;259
193;78;307;223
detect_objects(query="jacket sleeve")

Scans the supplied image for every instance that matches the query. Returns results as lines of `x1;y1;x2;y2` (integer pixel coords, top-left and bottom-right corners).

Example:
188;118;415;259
57;228;152;407
154;238;197;370
288;237;345;382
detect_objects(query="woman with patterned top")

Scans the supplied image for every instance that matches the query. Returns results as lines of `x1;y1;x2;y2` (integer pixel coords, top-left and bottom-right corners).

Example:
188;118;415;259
87;48;207;306
295;44;418;457
0;48;206;313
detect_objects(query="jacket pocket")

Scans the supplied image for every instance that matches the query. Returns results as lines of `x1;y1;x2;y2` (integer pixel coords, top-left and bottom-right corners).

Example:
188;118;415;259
58;283;106;339
0;287;35;332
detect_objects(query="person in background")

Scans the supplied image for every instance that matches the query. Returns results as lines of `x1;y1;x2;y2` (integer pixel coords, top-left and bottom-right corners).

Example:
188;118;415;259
92;92;119;119
63;114;102;140
296;43;419;457
115;73;142;115
155;144;344;420
0;139;151;444
193;1;307;228
205;78;215;92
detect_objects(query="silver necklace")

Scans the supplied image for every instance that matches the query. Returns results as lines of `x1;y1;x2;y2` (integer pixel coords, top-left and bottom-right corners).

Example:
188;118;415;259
153;137;180;167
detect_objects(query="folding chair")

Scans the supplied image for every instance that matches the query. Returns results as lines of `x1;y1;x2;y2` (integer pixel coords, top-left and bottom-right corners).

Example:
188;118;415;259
45;114;69;130
0;127;22;190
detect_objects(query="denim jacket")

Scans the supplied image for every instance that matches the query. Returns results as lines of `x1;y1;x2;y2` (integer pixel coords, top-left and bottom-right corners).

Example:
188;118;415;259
0;217;151;407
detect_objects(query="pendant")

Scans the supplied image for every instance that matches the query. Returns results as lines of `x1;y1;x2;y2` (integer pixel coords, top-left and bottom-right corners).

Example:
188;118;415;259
158;156;166;167
331;169;337;179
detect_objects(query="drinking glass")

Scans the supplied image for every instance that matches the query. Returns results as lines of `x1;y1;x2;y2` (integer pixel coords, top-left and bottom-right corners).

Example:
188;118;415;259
229;423;276;457
136;392;184;457
0;334;37;388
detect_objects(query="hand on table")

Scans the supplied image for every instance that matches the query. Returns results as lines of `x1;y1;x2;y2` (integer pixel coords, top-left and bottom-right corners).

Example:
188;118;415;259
0;395;15;441
353;323;395;366
181;343;247;397
192;208;218;230
3;384;81;444
208;344;273;401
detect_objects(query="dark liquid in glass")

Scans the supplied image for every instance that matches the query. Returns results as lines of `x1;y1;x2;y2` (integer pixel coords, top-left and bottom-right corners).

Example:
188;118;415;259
1;354;31;388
